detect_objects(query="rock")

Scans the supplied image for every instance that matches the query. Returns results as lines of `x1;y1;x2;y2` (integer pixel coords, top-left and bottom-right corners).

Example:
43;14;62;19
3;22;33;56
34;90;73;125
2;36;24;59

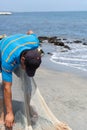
63;38;67;40
47;52;53;55
54;41;64;46
38;36;49;43
74;40;82;43
83;42;87;45
64;45;71;50
48;36;57;43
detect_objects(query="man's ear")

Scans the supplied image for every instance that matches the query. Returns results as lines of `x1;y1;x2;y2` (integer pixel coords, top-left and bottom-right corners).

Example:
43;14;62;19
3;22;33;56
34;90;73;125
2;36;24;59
21;56;25;64
21;56;26;69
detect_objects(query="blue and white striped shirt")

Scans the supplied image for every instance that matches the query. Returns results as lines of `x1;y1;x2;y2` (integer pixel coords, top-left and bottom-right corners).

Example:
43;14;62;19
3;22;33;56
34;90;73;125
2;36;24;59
0;33;40;82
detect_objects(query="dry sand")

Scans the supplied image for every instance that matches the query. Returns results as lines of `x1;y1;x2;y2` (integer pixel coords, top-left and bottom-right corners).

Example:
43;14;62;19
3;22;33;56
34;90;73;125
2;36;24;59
35;66;87;130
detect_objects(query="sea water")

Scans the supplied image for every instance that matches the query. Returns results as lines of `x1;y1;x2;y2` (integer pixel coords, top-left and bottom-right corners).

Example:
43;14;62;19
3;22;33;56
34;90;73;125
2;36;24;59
0;11;87;72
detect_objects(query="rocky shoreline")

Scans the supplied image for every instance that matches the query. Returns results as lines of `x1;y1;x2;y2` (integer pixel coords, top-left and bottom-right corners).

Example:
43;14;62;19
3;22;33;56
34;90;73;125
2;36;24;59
38;36;87;51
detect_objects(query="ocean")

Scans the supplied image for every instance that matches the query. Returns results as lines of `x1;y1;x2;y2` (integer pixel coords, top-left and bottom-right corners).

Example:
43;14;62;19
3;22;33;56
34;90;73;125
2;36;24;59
0;11;87;72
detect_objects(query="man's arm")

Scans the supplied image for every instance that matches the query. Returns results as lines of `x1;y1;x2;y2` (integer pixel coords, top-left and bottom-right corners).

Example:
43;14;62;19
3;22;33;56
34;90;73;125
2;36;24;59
3;81;14;128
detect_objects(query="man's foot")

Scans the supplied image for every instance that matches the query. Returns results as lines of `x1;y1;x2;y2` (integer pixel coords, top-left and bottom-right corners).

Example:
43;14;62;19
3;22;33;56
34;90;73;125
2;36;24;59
30;105;38;117
29;105;38;125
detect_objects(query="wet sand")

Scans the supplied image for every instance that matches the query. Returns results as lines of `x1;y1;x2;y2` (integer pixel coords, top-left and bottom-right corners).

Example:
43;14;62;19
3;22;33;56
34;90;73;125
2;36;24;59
35;66;87;130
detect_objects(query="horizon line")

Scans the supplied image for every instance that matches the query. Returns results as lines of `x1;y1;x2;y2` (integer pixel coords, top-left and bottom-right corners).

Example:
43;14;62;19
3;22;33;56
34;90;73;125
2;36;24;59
0;10;87;13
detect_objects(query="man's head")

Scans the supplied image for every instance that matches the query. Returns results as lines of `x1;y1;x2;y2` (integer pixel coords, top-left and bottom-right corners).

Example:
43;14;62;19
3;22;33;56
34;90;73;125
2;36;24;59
21;49;41;77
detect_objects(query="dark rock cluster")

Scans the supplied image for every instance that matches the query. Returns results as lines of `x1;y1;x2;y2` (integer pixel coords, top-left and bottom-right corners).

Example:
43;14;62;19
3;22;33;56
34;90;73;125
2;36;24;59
38;36;87;47
38;36;71;50
38;36;87;56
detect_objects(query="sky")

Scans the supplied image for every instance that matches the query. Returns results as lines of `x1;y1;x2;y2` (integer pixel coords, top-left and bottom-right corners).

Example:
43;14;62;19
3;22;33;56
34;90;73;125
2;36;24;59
0;0;87;12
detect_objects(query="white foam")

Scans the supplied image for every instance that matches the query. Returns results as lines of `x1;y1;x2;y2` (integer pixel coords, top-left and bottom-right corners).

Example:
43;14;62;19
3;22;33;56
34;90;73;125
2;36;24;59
50;41;87;72
52;56;87;62
50;55;87;72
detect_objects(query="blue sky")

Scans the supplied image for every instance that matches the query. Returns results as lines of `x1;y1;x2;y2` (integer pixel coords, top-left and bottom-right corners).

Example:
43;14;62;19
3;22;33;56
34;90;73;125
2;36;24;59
0;0;87;12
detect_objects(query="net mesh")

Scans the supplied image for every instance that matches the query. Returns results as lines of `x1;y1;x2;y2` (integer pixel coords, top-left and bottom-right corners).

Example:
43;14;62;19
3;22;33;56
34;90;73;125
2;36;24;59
0;67;72;130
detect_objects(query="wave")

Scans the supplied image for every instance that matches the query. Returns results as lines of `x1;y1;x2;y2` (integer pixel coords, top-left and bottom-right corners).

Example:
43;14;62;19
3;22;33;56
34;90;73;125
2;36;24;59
51;56;87;62
50;54;87;72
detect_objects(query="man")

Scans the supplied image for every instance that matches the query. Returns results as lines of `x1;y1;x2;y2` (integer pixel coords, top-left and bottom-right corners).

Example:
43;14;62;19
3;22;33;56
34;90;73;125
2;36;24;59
0;30;41;128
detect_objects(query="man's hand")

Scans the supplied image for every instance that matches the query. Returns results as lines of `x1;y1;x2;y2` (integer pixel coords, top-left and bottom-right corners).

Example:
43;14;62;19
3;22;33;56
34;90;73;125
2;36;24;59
5;112;14;128
3;81;14;128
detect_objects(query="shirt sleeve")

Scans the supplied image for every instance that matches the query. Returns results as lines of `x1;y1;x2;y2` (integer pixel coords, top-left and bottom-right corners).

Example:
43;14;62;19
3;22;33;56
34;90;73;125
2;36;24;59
2;61;13;82
2;69;12;82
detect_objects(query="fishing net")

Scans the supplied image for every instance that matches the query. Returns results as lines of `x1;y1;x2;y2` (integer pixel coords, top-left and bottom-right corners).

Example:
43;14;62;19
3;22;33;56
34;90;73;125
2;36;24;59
0;67;72;130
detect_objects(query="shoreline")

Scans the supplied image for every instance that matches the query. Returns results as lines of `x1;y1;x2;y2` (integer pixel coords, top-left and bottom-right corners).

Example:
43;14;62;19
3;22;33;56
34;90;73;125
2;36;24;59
35;65;87;130
41;54;87;79
40;39;87;78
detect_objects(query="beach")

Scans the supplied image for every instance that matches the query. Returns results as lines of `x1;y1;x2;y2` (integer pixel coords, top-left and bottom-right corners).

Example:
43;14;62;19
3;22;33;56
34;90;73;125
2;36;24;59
35;66;87;130
0;55;86;130
0;11;87;130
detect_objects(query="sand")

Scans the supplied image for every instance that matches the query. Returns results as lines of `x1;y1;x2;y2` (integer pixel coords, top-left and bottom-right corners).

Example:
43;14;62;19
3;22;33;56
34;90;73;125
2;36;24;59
0;65;87;130
35;66;87;130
